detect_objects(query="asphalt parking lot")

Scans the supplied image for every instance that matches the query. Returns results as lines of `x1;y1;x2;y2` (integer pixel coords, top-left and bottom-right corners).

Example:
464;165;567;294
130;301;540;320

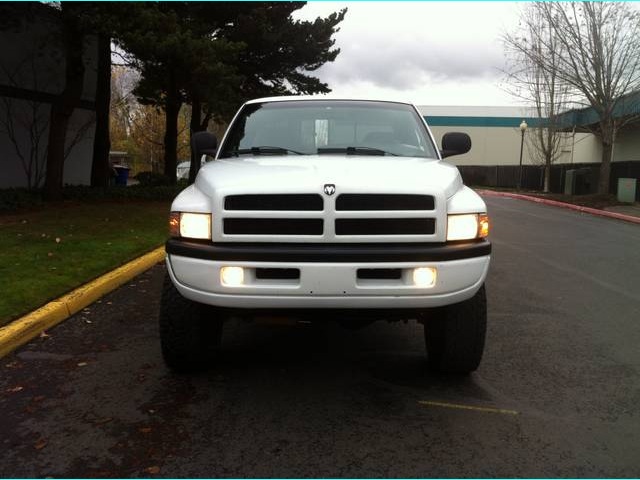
1;195;640;477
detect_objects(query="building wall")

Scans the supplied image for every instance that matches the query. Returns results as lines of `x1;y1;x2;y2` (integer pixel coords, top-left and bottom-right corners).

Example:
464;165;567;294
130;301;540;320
418;105;623;168
614;127;640;163
0;6;97;189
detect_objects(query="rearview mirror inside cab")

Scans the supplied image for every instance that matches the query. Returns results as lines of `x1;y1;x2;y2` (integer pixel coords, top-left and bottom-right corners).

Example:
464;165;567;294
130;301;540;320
441;132;471;158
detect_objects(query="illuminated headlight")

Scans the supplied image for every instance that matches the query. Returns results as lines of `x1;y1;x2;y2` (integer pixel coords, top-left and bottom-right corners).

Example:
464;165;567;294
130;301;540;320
447;213;489;241
169;212;211;240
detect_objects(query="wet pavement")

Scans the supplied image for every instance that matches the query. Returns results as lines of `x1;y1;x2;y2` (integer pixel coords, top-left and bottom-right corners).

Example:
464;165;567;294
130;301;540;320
1;196;640;477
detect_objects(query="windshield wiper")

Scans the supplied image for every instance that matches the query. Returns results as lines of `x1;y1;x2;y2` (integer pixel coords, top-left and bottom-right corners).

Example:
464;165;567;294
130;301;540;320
230;146;304;156
317;146;398;156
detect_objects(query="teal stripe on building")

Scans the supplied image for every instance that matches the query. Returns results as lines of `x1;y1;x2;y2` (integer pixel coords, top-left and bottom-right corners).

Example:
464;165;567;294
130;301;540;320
424;116;544;128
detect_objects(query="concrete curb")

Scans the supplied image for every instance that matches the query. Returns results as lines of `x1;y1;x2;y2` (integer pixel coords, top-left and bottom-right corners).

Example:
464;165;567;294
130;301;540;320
0;246;165;359
478;190;640;225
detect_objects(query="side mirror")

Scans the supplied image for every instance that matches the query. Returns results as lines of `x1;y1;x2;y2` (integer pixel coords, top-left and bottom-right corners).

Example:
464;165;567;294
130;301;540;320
191;131;218;161
441;132;471;158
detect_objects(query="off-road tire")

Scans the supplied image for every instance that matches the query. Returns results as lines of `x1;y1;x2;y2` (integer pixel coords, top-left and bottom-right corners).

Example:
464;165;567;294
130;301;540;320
159;273;223;372
423;285;486;374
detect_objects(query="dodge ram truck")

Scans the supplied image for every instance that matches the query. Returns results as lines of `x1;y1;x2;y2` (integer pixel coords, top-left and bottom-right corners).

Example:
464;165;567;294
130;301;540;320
161;97;491;373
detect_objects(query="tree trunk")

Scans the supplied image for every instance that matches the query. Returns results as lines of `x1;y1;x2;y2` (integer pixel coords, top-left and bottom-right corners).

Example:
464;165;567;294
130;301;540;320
43;9;85;201
598;141;613;195
543;163;550;193
90;33;112;187
188;98;202;185
597;119;615;195
163;83;180;185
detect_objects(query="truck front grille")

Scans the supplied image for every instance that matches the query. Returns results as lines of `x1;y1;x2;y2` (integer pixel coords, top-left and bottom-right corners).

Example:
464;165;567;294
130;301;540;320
336;194;434;211
223;218;323;235
221;192;439;241
225;194;323;211
335;218;435;236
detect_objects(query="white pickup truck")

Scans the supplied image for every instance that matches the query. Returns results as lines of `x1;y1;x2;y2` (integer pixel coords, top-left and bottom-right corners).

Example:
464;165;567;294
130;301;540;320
161;97;491;373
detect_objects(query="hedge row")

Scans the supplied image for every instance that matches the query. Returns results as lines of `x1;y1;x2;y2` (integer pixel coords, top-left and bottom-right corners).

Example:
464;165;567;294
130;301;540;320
0;183;187;212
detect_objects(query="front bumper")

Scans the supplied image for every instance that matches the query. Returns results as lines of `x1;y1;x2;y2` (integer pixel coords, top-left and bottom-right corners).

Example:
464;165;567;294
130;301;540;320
166;240;491;309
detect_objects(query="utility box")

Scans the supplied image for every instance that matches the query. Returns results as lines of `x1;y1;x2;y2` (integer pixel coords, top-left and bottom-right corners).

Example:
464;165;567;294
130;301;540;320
565;168;591;195
617;178;637;203
564;169;576;195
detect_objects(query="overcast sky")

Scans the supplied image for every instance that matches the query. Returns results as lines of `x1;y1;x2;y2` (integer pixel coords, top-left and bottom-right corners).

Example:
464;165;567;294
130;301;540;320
293;2;523;107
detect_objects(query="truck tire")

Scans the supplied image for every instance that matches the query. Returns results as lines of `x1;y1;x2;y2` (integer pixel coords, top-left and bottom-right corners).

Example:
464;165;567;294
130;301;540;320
159;272;223;372
423;285;486;374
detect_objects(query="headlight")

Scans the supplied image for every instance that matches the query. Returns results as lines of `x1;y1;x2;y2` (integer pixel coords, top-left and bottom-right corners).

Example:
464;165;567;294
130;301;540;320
169;212;211;240
447;213;489;241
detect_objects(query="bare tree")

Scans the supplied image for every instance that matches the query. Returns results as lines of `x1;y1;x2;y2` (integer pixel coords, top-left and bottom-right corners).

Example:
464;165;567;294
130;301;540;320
0;95;49;190
524;2;640;194
504;5;573;192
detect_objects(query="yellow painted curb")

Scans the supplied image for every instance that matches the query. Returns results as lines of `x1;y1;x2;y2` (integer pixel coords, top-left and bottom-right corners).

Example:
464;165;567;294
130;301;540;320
0;246;165;359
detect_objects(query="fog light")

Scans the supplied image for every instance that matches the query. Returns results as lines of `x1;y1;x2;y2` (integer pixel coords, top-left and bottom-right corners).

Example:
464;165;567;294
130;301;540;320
413;267;437;288
221;266;244;286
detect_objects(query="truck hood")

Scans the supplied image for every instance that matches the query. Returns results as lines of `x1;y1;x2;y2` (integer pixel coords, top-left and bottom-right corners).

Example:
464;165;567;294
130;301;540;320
194;155;462;198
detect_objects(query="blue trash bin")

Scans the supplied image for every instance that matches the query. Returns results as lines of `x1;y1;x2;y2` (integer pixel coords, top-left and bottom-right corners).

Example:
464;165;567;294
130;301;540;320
113;165;130;186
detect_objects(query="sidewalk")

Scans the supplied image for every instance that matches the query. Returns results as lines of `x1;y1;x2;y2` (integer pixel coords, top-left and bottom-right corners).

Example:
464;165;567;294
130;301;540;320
604;204;640;218
478;189;640;225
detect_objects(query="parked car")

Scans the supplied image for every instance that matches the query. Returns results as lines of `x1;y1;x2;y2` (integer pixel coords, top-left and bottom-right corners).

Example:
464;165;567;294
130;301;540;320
176;158;205;181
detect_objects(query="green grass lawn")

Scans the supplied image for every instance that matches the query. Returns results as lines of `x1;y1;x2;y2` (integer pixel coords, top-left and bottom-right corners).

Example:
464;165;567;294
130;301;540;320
0;200;171;327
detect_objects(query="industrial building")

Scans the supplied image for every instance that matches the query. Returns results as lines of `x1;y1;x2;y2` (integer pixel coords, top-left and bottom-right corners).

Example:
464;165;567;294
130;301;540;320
420;102;640;197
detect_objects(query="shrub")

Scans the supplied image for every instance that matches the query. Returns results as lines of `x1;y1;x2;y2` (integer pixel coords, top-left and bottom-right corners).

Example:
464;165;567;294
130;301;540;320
134;171;172;187
0;184;186;211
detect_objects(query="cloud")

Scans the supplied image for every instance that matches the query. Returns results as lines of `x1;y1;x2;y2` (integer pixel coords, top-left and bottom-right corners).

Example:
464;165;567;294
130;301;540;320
295;2;518;101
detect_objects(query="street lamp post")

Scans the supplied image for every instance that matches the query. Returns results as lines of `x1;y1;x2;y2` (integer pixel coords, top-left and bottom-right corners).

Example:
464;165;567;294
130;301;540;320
518;119;528;190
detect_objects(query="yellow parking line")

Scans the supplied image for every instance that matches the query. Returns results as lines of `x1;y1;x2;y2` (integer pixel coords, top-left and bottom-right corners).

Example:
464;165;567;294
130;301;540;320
418;400;519;415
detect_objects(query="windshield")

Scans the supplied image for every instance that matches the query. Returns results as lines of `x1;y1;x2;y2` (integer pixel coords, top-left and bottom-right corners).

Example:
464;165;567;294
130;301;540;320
218;100;439;159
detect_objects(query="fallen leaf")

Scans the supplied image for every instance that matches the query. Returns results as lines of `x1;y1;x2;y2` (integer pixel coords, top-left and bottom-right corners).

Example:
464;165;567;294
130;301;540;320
148;409;156;414
84;320;92;324
139;427;152;434
55;237;61;243
94;417;113;425
77;362;88;367
41;233;46;237
33;395;46;402
7;386;23;393
145;466;160;475
39;332;50;338
47;252;53;257
34;438;47;450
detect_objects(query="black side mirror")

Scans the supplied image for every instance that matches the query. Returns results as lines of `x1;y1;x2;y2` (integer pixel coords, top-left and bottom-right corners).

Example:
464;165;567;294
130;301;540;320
191;131;218;160
441;132;471;158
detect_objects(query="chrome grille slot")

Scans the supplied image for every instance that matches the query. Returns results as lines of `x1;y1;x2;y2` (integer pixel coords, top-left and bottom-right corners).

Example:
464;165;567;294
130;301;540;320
225;194;323;211
336;194;434;211
224;218;323;235
335;218;435;235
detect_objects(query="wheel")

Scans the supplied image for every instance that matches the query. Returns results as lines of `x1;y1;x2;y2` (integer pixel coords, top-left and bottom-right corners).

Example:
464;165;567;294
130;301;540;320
423;285;487;374
159;272;223;372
